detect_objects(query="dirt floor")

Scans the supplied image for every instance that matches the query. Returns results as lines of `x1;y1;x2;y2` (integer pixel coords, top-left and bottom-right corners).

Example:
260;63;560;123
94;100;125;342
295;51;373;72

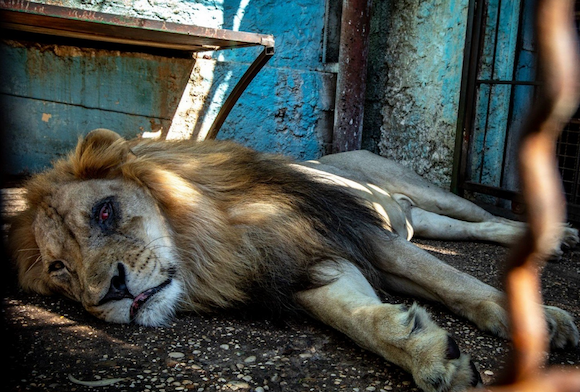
1;188;579;392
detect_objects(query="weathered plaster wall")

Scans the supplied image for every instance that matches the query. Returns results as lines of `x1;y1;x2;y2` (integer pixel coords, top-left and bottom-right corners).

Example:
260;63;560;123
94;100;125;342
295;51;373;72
367;0;468;189
6;0;471;178
0;40;195;174
19;0;333;162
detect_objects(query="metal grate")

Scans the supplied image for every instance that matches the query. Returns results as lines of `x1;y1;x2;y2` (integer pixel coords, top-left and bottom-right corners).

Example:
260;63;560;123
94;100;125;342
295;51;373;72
456;0;580;223
557;115;580;221
555;1;580;222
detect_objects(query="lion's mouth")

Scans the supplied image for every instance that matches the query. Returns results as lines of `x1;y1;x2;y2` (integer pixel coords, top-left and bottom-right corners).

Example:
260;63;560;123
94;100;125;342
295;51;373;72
129;279;172;320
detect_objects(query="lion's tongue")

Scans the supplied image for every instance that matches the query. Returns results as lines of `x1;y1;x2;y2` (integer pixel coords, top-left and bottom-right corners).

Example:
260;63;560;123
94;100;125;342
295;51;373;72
130;290;153;320
129;280;171;320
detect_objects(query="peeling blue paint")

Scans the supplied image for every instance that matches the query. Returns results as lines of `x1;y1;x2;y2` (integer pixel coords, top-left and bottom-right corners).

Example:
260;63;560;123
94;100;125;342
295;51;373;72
195;0;330;160
0;41;193;175
2;0;332;175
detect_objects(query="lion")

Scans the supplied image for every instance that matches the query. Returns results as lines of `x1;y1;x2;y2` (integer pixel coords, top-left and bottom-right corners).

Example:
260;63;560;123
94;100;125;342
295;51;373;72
8;129;580;392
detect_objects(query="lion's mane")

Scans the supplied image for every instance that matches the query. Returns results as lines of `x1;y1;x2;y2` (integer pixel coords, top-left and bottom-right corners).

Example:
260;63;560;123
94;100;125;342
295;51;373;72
10;130;390;314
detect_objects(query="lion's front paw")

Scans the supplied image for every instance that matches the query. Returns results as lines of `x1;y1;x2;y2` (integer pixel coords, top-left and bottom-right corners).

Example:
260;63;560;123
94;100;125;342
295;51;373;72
470;301;578;349
405;306;482;392
562;226;579;250
550;226;579;260
468;300;510;340
545;305;579;349
412;336;482;392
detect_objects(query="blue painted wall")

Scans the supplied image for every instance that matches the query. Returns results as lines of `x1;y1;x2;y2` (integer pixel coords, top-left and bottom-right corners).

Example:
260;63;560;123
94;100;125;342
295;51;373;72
3;0;497;190
0;42;194;174
2;0;334;175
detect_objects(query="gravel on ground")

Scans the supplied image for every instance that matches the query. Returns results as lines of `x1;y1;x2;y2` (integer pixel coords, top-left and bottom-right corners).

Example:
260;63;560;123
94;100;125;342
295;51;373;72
2;188;579;392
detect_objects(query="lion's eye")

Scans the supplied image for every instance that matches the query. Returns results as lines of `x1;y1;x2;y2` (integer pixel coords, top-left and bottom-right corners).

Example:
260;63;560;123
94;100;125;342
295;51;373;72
92;197;119;232
48;260;65;273
99;202;112;223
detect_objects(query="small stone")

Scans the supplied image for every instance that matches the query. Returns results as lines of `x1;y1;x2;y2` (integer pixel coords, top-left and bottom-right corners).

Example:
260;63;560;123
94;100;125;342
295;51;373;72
484;370;494;376
220;344;230;350
225;380;250;390
244;356;256;363
166;359;179;367
255;388;265;392
168;352;185;359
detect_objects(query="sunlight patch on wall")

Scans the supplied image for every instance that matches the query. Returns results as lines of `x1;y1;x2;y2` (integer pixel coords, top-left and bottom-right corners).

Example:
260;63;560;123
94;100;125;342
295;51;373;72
233;0;251;31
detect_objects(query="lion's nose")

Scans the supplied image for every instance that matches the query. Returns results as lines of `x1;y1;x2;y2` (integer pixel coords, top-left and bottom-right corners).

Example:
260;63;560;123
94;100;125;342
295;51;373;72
98;263;134;305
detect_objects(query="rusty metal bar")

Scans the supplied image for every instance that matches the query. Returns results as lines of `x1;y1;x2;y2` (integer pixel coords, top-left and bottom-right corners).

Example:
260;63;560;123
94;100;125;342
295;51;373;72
473;0;580;390
452;0;484;196
507;0;580;379
0;0;274;52
204;44;275;140
332;0;373;153
462;181;524;203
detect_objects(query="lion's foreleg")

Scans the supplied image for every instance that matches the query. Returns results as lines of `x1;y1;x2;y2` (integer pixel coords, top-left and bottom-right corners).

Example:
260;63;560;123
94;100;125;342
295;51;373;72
296;260;481;392
374;237;579;348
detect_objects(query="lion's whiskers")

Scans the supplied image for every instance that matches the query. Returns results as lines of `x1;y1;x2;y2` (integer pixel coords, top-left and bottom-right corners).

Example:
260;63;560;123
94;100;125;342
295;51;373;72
24;255;42;274
16;247;40;253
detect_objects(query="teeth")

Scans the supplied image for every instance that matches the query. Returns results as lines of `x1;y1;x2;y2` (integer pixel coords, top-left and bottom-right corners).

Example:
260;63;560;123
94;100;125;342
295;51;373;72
129;279;172;320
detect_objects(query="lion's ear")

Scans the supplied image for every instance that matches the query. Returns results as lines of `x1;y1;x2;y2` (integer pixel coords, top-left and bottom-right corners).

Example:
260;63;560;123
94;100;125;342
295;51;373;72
71;129;131;179
8;210;52;295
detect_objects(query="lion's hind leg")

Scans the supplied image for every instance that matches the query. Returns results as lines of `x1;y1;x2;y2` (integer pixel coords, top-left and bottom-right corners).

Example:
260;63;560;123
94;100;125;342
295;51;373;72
296;260;482;392
399;197;579;254
407;206;526;246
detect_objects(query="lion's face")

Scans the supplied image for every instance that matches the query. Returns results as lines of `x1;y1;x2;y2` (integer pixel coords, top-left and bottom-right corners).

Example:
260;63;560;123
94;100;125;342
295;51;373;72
10;130;185;326
28;178;182;325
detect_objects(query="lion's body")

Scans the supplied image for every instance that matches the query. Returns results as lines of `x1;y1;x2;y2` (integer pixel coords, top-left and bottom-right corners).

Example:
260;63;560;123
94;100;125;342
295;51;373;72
9;130;580;392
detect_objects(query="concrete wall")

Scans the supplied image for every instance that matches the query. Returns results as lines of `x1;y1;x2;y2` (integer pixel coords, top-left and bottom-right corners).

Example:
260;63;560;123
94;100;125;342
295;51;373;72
5;0;471;186
0;42;193;173
65;0;335;160
3;0;334;175
365;0;469;189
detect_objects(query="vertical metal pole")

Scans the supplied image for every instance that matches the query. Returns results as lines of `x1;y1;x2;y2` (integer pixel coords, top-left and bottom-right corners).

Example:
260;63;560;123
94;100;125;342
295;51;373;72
452;0;484;195
332;0;373;153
